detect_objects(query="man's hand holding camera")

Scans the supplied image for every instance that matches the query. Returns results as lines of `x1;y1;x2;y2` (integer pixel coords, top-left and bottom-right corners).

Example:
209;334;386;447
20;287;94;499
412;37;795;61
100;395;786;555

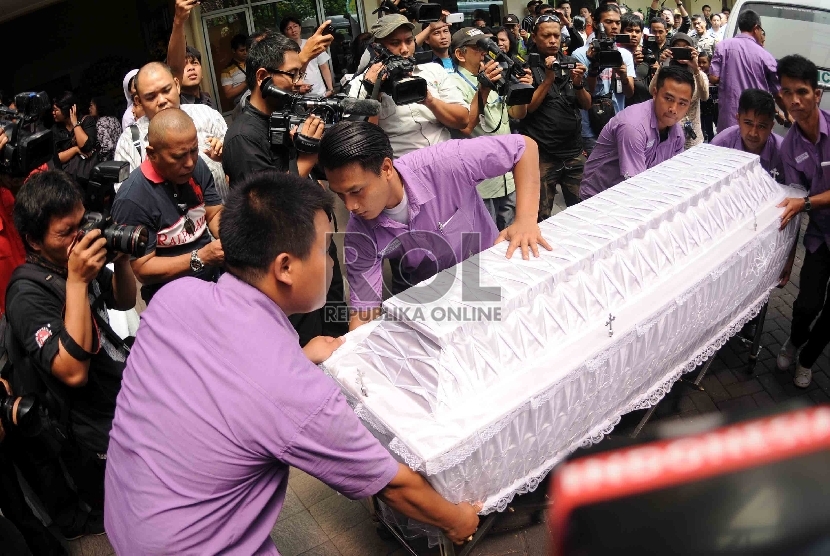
299;21;335;67
68;229;109;286
292;114;326;177
570;62;587;87
477;60;503;95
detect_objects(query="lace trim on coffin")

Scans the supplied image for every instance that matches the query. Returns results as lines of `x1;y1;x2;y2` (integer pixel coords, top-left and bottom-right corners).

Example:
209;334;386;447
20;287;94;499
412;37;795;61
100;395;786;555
358;223;781;480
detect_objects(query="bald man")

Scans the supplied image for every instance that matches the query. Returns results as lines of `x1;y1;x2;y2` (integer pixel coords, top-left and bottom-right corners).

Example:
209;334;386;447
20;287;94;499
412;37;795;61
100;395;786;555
113;62;229;201
112;108;224;303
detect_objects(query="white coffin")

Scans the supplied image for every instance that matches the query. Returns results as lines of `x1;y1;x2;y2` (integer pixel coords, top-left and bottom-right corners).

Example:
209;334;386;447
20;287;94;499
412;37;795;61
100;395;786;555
322;144;802;515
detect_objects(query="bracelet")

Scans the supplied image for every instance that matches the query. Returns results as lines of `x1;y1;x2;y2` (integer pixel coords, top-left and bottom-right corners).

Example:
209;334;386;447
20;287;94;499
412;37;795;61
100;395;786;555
573;83;584;90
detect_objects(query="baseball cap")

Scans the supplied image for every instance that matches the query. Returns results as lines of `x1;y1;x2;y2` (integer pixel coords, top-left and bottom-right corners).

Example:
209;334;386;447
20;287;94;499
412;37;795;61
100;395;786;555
450;27;490;53
370;14;415;39
503;14;520;25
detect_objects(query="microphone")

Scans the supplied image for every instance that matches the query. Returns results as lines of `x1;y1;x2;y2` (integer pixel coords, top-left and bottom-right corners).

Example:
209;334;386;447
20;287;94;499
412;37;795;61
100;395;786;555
340;97;381;116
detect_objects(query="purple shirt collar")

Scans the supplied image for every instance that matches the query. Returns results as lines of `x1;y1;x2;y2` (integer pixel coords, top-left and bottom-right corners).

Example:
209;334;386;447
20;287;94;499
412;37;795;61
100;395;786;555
360;165;437;230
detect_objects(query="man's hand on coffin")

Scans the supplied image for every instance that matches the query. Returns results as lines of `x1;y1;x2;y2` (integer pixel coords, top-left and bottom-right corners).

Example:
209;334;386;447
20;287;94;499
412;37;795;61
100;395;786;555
302;335;345;364
777;197;805;230
497;218;552;260
778;239;798;287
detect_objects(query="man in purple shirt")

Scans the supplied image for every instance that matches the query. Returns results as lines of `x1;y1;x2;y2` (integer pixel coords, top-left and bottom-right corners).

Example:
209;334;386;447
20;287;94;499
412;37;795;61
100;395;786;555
318;122;550;330
775;55;830;390
711;88;784;182
104;172;480;553
708;9;783;132
580;65;692;200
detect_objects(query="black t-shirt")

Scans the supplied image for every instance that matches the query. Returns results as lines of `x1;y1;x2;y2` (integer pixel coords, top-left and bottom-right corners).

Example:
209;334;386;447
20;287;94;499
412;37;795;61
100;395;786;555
6;266;127;453
627;62;652;107
519;55;583;161
223;103;291;186
180;91;215;109
111;157;222;302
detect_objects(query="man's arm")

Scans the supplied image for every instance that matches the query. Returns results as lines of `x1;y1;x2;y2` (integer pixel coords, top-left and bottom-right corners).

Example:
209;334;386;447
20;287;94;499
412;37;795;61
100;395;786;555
299;22;335;71
708;43;722;85
129;240;223;286
168;0;196;83
206;205;222;238
677;1;691;32
222;71;248;101
110;256;137;311
319;61;335;96
378;464;480;544
349;308;382;331
527;68;555;113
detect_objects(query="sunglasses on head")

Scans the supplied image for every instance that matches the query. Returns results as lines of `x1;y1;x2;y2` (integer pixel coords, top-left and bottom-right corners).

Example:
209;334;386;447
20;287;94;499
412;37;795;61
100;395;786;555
534;14;561;28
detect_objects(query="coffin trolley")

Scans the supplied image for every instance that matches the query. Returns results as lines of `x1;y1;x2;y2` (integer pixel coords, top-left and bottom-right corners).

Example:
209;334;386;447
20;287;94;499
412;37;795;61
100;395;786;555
322;144;802;552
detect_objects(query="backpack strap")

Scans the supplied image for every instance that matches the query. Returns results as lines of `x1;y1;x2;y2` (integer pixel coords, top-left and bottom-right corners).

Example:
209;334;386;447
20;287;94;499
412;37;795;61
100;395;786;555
129;124;142;158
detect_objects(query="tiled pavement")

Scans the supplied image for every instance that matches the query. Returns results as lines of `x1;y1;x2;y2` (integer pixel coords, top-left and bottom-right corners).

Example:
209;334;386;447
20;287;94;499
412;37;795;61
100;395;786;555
68;206;827;556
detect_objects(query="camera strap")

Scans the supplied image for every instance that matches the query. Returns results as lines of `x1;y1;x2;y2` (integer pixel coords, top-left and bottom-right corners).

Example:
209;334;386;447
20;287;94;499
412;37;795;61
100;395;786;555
294;132;321;154
160;182;198;235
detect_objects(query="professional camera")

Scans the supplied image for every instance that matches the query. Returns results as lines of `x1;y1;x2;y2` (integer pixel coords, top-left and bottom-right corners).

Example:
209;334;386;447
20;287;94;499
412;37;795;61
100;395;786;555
79;161;149;260
261;77;382;147
475;37;535;106
642;35;660;66
373;0;443;23
0;92;53;177
366;43;428;105
591;23;624;69
527;52;579;76
0;388;41;437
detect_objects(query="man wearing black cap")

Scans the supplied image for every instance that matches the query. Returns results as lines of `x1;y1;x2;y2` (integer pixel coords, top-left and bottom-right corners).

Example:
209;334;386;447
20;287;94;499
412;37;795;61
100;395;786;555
347;14;469;157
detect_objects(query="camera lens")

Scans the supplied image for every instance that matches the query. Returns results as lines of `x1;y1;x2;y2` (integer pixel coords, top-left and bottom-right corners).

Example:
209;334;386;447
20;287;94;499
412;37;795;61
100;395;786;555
0;392;42;437
103;224;149;258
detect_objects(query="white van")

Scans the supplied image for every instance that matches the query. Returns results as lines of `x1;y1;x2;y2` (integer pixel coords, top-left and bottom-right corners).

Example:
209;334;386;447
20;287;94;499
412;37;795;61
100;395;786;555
724;0;830;117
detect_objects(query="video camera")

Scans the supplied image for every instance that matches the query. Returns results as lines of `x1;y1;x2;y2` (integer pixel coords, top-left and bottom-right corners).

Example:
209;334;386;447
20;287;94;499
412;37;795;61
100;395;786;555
525;52;579;74
366;43;428;105
475;37;535;106
591;23;624;69
0;92;53;177
373;0;443;23
79;161;149;260
261;77;382;147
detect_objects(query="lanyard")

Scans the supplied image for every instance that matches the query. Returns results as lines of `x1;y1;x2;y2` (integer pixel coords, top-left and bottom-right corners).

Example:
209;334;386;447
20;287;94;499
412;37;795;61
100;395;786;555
457;71;504;106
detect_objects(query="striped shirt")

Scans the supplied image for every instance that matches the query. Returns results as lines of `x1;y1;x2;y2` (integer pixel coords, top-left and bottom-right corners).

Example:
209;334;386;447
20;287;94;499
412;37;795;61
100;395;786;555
113;104;229;201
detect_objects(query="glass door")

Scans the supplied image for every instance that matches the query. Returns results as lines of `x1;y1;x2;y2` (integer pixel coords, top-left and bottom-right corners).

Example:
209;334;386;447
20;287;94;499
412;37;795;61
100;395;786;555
319;0;365;83
202;9;251;113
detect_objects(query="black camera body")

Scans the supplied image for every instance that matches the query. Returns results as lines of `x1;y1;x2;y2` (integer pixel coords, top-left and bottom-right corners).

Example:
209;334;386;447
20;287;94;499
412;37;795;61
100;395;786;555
591;24;624;69
79;161;149;260
476;38;535;106
642;36;660;66
373;0;442;22
369;44;428;105
0;92;53;177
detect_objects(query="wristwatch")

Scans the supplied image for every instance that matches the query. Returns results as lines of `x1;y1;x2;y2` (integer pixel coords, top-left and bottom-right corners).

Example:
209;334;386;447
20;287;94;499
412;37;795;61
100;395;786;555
804;196;812;212
190;249;205;272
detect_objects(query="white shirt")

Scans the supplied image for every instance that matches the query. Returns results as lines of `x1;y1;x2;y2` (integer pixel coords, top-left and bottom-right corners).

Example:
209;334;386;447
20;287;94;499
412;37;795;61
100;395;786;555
347;62;469;158
300;39;332;97
383;188;410;225
113;104;229;201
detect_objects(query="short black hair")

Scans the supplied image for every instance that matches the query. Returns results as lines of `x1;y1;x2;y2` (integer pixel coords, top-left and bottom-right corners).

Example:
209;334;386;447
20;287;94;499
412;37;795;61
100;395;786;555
777;54;819;89
221;170;334;283
702;4;711;10
655;64;696;95
621;13;643;31
231;33;248;50
737;9;761;32
492;26;519;56
697;50;710;59
53;91;76;119
593;1;620;23
185;45;202;64
738;89;777;120
14;171;83;252
649;17;666;29
245;33;301;90
691;14;704;22
91;95;118;118
319;121;393;175
279;16;302;34
558;0;570;6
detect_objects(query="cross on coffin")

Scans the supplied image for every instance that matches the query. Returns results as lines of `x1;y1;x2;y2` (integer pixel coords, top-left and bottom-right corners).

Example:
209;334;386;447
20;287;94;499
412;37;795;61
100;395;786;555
770;168;780;180
606;313;615;337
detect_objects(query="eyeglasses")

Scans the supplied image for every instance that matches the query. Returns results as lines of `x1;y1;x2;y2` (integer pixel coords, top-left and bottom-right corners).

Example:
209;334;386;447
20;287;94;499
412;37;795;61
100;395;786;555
268;68;306;84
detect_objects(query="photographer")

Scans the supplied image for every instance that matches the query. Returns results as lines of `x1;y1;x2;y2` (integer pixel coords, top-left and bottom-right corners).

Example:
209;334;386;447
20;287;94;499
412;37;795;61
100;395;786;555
649;33;708;150
450;28;533;230
224;30;333;183
618;14;651;107
104;172;480;553
348;14;469;157
572;3;635;155
5;170;136;534
51;92;98;181
320;122;550;330
168;0;215;108
221;30;348;344
521;14;591;214
112;109;223;304
581;65;693;199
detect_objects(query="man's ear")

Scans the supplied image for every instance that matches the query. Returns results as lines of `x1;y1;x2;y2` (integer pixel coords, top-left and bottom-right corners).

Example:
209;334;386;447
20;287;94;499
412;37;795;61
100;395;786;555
25;235;41;254
174;78;181;96
145;144;157;161
256;68;271;89
381;157;394;179
272;253;295;287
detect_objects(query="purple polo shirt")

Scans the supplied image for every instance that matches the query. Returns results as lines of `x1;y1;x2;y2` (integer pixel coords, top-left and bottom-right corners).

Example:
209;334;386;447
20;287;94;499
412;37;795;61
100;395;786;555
104;274;399;555
345;135;517;310
580;100;685;200
709;34;780;132
780;109;830;253
711;125;785;182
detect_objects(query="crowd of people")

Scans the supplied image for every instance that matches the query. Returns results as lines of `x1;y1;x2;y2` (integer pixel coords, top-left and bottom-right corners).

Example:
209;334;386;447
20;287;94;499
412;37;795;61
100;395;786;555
0;0;828;553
